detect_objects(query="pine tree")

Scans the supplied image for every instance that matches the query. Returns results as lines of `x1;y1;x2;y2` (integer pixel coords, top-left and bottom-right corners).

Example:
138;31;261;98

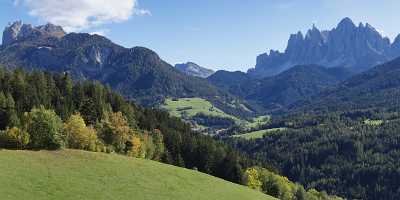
0;92;7;129
6;93;20;128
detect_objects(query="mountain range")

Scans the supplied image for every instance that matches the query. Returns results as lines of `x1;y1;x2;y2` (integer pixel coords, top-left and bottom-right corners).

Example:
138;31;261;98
248;17;400;77
2;18;400;117
175;62;214;78
0;21;255;118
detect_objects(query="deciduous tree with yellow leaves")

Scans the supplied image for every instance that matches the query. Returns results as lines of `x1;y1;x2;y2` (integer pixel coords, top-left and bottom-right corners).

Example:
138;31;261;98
63;113;98;151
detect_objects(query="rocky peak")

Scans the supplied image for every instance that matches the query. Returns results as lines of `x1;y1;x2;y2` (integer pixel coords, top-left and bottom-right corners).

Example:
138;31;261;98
305;25;324;45
37;23;66;38
391;34;400;52
2;21;66;46
175;62;215;78
336;17;356;31
305;25;321;39
286;31;304;54
251;17;400;77
2;21;23;46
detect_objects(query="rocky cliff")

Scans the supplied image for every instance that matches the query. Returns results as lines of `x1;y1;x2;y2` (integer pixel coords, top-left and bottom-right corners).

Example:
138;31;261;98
175;62;214;78
249;18;400;77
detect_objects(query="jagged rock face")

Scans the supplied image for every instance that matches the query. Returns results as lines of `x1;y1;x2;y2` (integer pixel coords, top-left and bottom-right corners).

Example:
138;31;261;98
175;62;215;78
2;21;65;46
249;18;400;77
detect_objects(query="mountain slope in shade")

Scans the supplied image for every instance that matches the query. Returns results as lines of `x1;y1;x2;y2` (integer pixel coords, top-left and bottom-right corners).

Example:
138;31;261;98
246;65;352;111
175;62;215;78
209;65;352;112
207;70;253;97
249;17;400;77
291;56;400;113
0;21;254;117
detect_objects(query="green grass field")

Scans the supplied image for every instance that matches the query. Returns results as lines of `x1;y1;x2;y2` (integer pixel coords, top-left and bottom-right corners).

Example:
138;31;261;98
162;98;270;126
0;149;275;200
245;115;271;129
232;128;287;140
162;98;240;122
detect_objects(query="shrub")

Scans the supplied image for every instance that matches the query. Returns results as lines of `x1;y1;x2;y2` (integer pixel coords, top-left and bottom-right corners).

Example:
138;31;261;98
24;106;63;149
127;135;143;158
99;112;133;153
63;113;98;151
243;168;262;191
0;127;30;149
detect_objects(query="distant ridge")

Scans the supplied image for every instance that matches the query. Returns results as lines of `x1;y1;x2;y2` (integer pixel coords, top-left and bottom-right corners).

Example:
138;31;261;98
208;65;351;112
290;56;400;113
249;17;400;77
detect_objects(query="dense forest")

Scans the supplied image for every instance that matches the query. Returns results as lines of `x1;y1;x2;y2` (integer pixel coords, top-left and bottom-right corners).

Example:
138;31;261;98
228;110;400;200
289;57;400;115
0;67;248;181
0;67;342;200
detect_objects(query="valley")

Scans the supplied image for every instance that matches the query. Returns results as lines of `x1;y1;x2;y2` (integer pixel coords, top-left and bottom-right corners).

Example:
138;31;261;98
1;12;400;200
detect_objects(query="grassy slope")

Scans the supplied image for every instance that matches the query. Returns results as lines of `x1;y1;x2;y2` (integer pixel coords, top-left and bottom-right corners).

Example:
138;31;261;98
162;98;269;127
244;115;271;129
0;149;275;200
232;128;287;140
162;98;241;122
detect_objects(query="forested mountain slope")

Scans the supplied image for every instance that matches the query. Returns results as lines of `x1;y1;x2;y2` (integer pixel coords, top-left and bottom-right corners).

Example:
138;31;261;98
291;56;400;113
0;21;252;117
209;65;351;112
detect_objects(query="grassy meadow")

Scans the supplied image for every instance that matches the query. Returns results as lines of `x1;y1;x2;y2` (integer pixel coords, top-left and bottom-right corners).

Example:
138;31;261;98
0;149;275;200
232;128;287;140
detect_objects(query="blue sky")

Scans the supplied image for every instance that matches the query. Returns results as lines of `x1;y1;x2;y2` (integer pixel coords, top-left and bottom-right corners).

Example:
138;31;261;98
1;0;400;71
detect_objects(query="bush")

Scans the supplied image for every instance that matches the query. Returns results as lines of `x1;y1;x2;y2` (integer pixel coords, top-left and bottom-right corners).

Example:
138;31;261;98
99;112;134;153
127;135;144;158
244;167;342;200
0;127;30;149
24;106;63;149
63;113;98;151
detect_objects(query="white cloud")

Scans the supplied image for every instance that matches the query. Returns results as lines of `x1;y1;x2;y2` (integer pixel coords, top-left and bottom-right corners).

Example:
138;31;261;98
16;0;149;32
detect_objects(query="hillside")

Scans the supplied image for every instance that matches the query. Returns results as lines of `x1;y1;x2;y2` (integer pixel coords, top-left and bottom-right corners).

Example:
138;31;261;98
0;149;275;200
292;56;400;113
207;70;254;98
0;68;257;186
229;110;400;200
209;65;351;112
